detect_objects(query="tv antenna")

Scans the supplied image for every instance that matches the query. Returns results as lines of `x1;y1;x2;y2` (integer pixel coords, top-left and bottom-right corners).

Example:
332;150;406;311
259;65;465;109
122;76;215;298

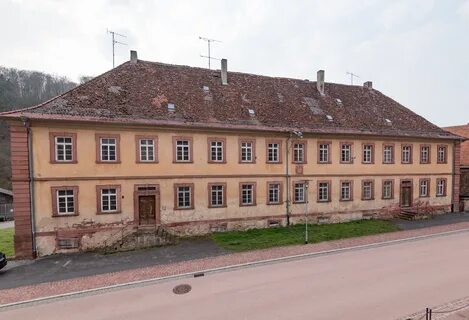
199;36;221;69
346;71;360;85
107;29;127;68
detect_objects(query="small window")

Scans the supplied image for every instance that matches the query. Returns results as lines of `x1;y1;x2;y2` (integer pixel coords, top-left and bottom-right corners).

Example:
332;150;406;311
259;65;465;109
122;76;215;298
267;182;282;205
240;183;256;206
383;144;394;164
248;108;256;116
101;188;118;212
175;184;193;209
340;143;352;163
52;187;78;216
293;182;306;203
167;103;175;112
138;138;156;162
50;133;77;163
382;180;393;199
401;144;412;164
317;181;330;202
174;137;192;162
436;178;446;197
362;144;374;164
420;145;430;164
385;118;392;124
208;138;225;163
362;180;374;200
240;139;255;163
340;181;352;201
419;179;430;197
318;142;331;163
437;145;447;164
100;138;117;162
209;184;225;208
326;115;333;121
267;141;281;163
293;142;306;163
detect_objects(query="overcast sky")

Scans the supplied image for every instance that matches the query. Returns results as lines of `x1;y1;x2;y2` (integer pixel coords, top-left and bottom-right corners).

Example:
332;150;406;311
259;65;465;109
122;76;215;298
1;0;468;127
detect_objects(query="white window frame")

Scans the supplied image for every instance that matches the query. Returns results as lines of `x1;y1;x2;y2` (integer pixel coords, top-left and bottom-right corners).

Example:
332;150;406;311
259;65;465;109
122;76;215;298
100;188;118;212
100;138;117;162
318;182;329;201
362;181;373;200
383;145;393;164
437;179;446;196
341;182;351;201
210;185;224;207
176;140;191;162
319;144;329;163
210;141;224;162
293;143;305;163
383;181;393;199
240;141;253;162
341;144;351;163
402;145;412;163
177;186;192;208
268;143;280;163
55;136;73;162
57;189;75;215
420;179;429;197
241;184;254;205
437;146;447;163
363;144;373;163
139;139;155;162
420;146;430;164
268;183;281;204
294;182;306;203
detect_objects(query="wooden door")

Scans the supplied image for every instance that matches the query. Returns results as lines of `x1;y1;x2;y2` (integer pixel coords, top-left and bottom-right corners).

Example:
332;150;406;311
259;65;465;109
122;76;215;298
400;182;412;207
139;195;156;225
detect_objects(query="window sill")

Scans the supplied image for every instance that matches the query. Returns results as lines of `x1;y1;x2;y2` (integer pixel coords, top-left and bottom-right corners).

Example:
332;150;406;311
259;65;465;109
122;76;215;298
52;213;79;217
208;205;227;209
316;200;330;203
239;203;256;207
174;207;195;210
239;161;256;164
361;198;374;201
97;211;122;215
50;161;78;164
267;202;283;206
339;199;353;202
208;161;227;164
136;160;159;164
96;161;121;164
382;197;394;200
173;161;194;164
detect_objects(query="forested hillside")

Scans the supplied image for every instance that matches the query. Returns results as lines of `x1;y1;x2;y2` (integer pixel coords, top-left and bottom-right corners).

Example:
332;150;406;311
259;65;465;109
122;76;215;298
0;67;77;189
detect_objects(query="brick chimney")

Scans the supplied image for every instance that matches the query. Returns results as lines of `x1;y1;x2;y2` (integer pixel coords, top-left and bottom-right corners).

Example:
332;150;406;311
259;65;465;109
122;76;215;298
130;50;138;64
364;81;373;89
221;59;228;85
317;70;325;95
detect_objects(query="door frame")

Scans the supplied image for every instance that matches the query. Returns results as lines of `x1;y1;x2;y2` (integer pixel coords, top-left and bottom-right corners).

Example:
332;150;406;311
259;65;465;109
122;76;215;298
134;184;160;225
400;179;413;207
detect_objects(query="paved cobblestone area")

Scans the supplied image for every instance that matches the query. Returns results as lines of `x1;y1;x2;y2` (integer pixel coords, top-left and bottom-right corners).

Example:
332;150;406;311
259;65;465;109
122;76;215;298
2;221;469;306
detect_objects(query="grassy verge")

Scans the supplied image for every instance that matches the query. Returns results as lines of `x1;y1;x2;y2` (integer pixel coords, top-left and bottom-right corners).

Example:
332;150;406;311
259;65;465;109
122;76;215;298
212;220;398;252
0;227;14;257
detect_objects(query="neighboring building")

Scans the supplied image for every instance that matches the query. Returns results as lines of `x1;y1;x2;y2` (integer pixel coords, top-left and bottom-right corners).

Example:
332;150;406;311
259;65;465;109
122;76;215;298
0;51;463;258
444;124;469;211
0;188;13;205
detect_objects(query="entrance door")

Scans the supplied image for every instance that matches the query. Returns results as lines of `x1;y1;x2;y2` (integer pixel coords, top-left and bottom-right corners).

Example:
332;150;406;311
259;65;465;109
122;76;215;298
139;195;156;225
400;181;412;207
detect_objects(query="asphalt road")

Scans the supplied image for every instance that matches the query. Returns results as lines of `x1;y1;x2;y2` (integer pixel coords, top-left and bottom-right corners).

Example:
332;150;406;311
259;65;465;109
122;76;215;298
3;231;469;320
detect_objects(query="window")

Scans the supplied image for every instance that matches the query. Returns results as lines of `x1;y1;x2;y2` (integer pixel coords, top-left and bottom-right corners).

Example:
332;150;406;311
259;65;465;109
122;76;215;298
383;144;394;164
362;180;374;200
52;186;78;216
437;145;447;164
420;145;430;164
175;184;194;209
317;181;330;202
96;185;121;214
436;178;447;197
293;142;306;163
267;182;282;205
173;137;192;162
401;144;412;164
240;139;255;163
340;143;352;163
208;183;226;208
208;138;225;163
240;183;256;206
362;144;374;164
419;179;430;197
318;142;331;163
266;141;281;163
382;180;393;199
50;133;77;163
293;182;306;203
137;136;157;162
340;181;353;201
96;134;120;163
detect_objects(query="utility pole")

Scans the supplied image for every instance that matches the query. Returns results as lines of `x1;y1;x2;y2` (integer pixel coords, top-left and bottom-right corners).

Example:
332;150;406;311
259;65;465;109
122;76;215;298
346;71;360;85
199;36;221;69
107;29;127;68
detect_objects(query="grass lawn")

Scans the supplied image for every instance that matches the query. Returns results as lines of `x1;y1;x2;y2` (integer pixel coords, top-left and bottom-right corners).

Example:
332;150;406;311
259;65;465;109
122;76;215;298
0;228;14;257
212;220;399;252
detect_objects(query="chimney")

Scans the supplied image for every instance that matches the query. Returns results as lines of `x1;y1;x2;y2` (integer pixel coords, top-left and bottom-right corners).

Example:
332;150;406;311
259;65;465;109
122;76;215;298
221;58;228;85
363;81;373;89
130;50;138;64
316;70;325;95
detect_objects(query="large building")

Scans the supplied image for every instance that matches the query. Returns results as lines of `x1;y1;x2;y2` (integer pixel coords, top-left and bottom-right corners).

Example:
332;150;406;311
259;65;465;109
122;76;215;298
1;51;463;258
444;124;469;211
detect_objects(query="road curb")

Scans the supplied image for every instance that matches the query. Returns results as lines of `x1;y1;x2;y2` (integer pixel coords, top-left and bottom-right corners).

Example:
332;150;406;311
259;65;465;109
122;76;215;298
2;226;469;311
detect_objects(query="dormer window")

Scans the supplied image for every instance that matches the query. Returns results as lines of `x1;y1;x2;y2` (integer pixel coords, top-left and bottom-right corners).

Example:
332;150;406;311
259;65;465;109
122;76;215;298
167;103;175;112
248;108;255;117
326;115;333;121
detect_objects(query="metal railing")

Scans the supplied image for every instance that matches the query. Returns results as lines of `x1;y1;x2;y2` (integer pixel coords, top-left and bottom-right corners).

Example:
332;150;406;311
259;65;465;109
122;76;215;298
0;203;13;221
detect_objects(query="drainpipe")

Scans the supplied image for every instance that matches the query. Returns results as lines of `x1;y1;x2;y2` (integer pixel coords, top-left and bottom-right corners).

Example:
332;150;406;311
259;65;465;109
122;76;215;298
285;133;292;226
23;118;37;258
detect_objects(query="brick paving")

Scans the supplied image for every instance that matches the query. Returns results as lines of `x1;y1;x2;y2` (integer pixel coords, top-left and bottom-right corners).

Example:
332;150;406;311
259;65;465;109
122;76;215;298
2;221;469;306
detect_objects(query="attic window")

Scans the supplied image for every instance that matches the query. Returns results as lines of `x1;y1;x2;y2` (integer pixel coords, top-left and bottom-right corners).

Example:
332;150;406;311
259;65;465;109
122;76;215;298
248;108;256;117
167;103;175;112
336;98;343;106
203;86;210;92
385;118;392;125
326;115;333;121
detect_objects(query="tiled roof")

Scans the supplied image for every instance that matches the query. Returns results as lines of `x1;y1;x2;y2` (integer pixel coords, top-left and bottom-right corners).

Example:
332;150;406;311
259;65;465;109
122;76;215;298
444;124;469;165
0;59;461;140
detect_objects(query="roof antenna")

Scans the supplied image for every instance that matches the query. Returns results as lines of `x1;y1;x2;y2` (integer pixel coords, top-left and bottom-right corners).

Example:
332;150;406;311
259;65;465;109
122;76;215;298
346;71;360;85
199;36;222;69
107;29;127;68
